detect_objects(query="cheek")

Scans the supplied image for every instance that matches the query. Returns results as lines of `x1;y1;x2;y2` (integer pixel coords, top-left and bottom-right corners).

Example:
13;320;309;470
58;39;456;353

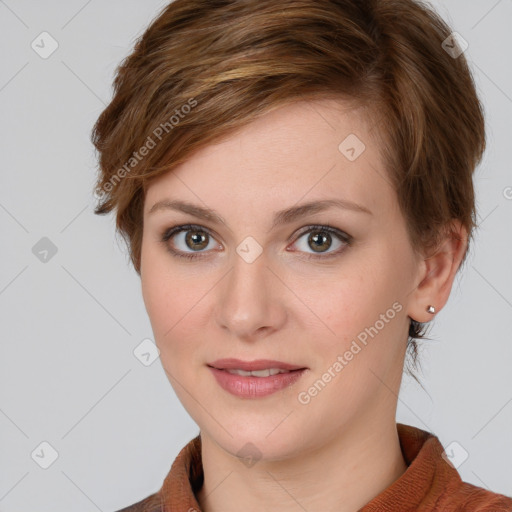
140;252;208;363
141;248;176;340
141;241;178;317
291;256;406;360
288;260;378;327
142;275;193;340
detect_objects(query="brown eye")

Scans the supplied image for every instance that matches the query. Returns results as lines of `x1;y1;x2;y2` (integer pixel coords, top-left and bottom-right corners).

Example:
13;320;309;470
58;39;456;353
184;229;209;251
291;224;352;259
308;231;333;253
161;224;219;260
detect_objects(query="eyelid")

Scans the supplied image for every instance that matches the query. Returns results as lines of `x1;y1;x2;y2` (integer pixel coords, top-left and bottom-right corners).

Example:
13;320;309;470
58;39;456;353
161;223;219;244
293;223;351;243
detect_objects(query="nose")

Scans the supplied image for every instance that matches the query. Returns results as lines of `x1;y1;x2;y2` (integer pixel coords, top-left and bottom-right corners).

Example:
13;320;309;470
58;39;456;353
214;249;287;342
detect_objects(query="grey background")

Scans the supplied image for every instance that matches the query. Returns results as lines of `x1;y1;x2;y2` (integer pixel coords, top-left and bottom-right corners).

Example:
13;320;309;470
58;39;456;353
0;1;511;511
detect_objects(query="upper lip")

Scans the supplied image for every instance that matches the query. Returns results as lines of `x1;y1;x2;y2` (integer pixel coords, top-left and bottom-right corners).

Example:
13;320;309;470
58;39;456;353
208;358;307;371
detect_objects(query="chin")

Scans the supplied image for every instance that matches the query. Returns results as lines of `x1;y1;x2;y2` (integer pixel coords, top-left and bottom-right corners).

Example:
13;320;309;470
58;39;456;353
202;415;311;463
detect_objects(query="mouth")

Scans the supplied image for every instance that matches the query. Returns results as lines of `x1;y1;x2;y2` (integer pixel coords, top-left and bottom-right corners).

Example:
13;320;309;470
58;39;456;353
221;368;296;377
207;358;309;398
208;358;307;373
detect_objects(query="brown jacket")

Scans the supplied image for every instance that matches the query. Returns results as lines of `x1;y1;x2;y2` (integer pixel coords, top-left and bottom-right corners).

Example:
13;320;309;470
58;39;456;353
116;423;512;511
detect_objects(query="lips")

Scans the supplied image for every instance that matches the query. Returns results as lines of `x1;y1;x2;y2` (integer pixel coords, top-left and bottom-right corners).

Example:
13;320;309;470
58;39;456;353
208;358;307;372
208;362;308;398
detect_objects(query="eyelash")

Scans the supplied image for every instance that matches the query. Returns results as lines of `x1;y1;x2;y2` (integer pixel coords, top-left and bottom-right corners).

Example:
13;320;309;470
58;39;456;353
160;223;353;261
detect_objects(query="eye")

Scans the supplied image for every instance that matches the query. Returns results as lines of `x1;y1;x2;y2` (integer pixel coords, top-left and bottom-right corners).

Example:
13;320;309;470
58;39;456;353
290;224;352;260
160;224;219;260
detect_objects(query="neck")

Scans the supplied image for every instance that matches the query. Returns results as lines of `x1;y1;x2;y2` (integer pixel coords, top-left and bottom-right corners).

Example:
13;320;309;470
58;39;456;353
196;419;407;512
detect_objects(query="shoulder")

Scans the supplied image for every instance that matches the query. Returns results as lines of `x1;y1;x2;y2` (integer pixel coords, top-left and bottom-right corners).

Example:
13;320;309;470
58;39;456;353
114;492;163;512
440;480;512;511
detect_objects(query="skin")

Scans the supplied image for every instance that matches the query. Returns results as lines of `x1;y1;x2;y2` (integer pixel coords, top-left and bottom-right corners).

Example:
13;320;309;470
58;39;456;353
140;98;467;512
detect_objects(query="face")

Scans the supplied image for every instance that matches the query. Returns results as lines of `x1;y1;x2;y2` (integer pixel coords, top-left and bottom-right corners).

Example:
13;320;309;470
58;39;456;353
140;98;425;461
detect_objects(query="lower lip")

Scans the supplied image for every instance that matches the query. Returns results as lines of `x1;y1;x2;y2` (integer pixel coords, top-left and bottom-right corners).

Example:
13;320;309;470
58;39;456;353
208;367;307;398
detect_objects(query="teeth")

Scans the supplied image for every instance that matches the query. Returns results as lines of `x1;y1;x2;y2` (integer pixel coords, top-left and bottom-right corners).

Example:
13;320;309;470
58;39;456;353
225;368;292;377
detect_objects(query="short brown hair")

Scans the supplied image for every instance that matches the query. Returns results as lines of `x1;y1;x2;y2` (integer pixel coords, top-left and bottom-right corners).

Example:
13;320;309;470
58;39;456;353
91;0;486;380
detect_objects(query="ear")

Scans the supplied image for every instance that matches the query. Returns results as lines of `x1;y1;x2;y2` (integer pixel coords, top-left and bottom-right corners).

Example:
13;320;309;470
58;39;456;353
407;220;468;323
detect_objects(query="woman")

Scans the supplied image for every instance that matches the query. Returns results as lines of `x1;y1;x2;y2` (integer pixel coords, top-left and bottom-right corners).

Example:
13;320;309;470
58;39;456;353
91;0;512;510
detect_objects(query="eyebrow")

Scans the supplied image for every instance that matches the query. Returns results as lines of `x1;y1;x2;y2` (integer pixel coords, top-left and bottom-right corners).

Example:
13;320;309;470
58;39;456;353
148;197;372;231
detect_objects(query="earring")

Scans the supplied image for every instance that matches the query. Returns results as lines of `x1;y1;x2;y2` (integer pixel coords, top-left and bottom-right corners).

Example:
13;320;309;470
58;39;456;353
426;305;436;314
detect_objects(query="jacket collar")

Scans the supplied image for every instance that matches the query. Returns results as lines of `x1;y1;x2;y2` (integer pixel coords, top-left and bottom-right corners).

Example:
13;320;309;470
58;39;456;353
157;423;509;511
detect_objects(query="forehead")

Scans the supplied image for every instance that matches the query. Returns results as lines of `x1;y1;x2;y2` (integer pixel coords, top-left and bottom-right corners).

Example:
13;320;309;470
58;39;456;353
144;98;392;220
